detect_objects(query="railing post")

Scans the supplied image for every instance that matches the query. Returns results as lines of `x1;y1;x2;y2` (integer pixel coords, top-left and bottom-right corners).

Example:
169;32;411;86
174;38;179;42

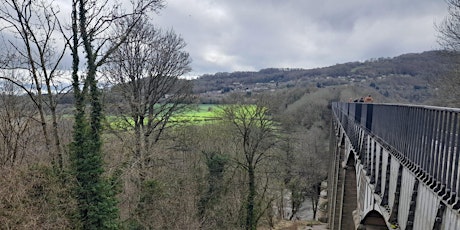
354;103;362;124
365;104;373;131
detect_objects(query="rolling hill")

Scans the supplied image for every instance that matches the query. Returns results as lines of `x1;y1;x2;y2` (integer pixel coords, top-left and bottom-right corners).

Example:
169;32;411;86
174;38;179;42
192;50;456;104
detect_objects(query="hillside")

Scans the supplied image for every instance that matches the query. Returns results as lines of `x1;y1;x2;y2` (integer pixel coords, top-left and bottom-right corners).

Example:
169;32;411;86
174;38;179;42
192;50;455;104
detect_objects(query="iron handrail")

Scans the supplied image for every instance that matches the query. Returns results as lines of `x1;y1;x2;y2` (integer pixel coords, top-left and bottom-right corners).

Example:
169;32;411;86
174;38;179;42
332;102;460;205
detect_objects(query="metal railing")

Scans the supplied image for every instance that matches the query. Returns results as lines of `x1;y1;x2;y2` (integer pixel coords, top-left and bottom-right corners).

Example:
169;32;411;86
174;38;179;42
332;102;460;206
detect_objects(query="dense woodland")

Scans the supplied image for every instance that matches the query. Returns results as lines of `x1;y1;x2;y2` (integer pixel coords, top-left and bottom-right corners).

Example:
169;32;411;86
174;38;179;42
1;0;460;229
0;82;337;229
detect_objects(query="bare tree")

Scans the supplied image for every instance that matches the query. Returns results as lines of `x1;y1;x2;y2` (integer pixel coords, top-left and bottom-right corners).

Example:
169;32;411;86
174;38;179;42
436;0;460;106
0;0;69;169
221;103;277;230
101;16;191;226
105;17;192;174
437;0;460;51
0;75;36;166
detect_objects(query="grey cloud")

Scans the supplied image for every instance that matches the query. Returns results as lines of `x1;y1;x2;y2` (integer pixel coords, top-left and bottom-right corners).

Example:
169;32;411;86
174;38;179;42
142;0;449;74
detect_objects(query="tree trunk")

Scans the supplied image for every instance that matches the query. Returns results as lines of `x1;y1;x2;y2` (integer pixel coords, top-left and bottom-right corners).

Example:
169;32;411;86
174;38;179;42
246;166;256;230
312;196;318;220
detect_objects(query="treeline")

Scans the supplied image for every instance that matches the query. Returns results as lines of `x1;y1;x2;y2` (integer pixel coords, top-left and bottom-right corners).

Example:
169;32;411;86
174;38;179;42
192;51;454;98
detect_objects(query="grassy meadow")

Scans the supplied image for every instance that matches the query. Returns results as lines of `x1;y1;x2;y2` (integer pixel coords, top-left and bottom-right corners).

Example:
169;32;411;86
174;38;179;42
105;104;223;130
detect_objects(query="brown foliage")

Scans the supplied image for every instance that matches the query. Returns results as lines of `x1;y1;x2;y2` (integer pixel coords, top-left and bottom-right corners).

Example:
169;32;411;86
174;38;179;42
0;165;76;229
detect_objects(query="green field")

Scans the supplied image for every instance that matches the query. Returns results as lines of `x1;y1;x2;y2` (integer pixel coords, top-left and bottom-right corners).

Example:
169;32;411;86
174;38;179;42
171;104;222;124
104;104;270;130
106;104;223;130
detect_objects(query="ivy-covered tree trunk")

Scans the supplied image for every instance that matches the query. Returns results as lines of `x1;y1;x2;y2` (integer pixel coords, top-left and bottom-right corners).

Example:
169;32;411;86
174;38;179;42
70;69;118;229
69;1;119;228
198;151;228;225
68;0;164;227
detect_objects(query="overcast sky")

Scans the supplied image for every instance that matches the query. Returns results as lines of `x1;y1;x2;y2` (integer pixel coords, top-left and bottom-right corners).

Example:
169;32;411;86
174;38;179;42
151;0;448;77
